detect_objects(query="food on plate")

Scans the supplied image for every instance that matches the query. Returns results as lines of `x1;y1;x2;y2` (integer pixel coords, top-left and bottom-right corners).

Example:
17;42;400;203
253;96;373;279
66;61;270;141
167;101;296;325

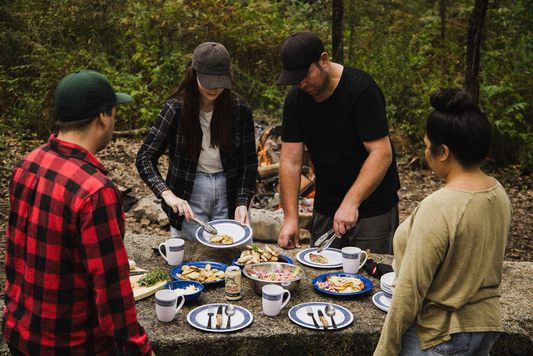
171;285;200;295
209;234;234;245
177;264;225;283
315;275;365;293
309;253;328;264
137;269;168;287
236;244;288;266
246;266;300;281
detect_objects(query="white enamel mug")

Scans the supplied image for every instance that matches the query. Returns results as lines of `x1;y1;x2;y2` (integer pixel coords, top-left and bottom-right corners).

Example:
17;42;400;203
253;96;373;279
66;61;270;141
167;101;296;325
262;285;291;317
158;238;184;266
341;247;368;274
155;289;185;322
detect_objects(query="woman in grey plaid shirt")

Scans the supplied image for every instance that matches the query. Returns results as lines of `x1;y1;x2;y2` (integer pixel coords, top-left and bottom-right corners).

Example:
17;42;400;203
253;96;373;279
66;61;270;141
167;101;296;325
136;42;258;240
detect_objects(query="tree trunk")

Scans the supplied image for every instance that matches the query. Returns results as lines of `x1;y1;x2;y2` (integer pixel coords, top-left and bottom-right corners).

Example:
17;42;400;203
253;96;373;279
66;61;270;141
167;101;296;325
439;0;447;44
465;0;489;105
332;0;344;64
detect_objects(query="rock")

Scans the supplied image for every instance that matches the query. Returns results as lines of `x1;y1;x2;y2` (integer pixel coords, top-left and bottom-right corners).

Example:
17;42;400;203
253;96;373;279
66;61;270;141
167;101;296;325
132;193;169;227
140;219;151;227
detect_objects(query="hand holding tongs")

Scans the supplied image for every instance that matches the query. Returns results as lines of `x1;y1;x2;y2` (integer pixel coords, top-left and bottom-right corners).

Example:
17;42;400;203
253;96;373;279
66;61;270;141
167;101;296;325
314;228;338;253
191;217;218;235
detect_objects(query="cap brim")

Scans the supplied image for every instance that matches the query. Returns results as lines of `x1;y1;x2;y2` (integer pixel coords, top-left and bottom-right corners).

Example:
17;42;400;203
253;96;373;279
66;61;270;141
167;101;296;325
115;93;133;104
197;72;231;90
276;67;309;85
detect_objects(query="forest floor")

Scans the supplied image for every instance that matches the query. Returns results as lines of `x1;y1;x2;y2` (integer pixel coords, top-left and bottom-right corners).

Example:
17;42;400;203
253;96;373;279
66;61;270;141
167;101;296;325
1;136;532;300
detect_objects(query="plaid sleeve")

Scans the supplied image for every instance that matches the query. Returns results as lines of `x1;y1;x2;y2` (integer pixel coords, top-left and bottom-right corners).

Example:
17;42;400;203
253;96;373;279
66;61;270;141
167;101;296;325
79;186;151;356
136;100;179;198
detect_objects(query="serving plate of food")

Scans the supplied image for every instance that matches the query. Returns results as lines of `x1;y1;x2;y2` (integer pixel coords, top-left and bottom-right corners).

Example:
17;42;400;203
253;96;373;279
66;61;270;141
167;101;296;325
288;302;353;330
313;273;373;296
232;244;293;268
195;219;252;248
170;261;228;284
296;248;343;269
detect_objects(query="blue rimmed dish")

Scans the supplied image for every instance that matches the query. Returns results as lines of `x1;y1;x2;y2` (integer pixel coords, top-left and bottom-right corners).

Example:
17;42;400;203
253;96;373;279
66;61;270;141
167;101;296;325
312;272;373;296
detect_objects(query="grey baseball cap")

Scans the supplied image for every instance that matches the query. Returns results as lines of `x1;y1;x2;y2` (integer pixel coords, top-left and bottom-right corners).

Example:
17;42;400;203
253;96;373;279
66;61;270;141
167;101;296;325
192;42;231;90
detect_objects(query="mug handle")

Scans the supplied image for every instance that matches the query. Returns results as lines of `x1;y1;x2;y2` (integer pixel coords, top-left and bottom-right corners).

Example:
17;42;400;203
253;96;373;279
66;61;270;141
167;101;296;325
158;243;168;262
174;294;185;315
359;251;368;269
280;290;291;310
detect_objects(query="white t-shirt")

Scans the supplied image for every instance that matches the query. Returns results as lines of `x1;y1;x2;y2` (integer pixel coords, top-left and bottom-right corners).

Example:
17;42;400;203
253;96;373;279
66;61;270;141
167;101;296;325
197;109;223;173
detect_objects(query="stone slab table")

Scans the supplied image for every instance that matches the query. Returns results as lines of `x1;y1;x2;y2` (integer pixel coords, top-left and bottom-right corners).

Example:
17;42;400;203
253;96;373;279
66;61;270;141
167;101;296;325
1;233;532;355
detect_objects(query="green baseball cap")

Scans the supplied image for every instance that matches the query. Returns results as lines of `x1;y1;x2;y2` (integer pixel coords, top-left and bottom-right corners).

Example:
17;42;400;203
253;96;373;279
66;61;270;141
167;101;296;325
55;70;133;122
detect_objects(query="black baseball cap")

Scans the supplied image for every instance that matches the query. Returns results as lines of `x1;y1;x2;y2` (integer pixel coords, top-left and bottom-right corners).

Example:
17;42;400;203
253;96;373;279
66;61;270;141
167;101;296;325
277;31;325;85
192;42;231;90
55;70;132;122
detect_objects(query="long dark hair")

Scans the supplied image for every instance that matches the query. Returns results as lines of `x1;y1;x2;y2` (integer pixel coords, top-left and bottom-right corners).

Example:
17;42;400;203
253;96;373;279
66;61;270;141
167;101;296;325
425;88;491;168
168;67;233;159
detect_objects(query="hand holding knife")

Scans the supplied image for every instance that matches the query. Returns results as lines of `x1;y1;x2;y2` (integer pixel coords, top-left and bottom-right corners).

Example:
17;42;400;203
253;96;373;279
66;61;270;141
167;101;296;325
317;309;329;330
216;305;223;329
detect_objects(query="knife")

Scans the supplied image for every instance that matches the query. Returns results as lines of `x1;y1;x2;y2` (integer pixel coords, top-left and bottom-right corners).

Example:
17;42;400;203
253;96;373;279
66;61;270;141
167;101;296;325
129;270;147;276
317;309;329;330
216;305;223;329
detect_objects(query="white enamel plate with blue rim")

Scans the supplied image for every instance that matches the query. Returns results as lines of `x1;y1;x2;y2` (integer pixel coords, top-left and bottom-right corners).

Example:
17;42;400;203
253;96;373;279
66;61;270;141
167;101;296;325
187;304;253;332
296;248;343;269
195;219;252;248
373;292;392;312
288;302;353;330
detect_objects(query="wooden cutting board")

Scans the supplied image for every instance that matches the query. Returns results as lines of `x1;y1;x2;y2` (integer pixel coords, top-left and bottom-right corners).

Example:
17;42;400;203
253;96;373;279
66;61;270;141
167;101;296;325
130;267;167;301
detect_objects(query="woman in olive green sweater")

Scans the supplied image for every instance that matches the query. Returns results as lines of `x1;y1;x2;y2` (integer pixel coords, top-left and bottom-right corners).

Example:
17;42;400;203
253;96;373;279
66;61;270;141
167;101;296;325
374;88;512;356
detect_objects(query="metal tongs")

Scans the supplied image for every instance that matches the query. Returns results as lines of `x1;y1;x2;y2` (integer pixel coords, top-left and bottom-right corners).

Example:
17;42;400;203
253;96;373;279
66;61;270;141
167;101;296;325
314;228;338;253
191;217;218;235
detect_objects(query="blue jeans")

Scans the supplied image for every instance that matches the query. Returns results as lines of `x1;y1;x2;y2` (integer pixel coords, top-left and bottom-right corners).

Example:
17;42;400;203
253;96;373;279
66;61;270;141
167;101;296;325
171;172;228;240
399;324;500;356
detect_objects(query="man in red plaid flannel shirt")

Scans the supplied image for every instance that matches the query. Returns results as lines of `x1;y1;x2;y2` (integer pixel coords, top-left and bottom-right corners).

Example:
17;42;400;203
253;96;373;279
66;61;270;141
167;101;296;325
3;70;155;356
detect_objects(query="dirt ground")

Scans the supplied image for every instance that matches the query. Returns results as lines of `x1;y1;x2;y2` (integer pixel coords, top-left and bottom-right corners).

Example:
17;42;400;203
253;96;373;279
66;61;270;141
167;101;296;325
1;137;532;300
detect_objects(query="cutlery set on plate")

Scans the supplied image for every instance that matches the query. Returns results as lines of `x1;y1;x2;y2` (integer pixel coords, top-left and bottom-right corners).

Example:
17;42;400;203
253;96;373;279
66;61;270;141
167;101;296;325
306;305;337;330
206;305;235;330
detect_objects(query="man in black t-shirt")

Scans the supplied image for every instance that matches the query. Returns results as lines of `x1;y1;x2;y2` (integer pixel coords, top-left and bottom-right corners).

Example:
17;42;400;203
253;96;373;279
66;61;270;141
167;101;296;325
276;31;400;254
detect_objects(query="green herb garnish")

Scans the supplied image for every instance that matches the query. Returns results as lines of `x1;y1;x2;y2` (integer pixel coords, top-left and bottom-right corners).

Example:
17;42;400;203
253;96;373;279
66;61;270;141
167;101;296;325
137;269;168;287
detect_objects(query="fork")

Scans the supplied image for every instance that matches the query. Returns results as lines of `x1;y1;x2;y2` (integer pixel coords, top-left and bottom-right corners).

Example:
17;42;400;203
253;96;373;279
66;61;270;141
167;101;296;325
306;306;320;329
206;306;214;329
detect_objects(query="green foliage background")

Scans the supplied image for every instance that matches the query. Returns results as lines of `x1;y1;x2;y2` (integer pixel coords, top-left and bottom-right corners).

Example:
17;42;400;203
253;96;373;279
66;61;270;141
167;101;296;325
1;0;532;170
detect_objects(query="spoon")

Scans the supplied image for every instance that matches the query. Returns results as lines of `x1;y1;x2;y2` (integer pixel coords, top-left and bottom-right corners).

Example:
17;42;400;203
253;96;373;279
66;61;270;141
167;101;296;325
225;304;235;329
325;304;337;329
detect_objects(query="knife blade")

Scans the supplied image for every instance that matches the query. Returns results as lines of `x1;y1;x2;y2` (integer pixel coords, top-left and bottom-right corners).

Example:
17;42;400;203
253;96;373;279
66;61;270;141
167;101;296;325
317;309;329;330
129;270;147;276
216;305;223;329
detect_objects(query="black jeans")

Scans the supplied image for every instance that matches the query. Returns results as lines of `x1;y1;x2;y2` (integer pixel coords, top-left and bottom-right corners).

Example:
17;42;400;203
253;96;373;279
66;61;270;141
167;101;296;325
310;204;399;255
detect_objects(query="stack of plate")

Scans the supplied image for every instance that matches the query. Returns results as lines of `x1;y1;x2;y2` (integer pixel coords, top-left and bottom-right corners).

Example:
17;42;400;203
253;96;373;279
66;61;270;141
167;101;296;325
372;272;395;312
380;272;394;298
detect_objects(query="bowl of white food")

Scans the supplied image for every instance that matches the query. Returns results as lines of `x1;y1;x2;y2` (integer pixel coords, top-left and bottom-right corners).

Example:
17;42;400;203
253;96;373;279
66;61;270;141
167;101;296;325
163;280;204;304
